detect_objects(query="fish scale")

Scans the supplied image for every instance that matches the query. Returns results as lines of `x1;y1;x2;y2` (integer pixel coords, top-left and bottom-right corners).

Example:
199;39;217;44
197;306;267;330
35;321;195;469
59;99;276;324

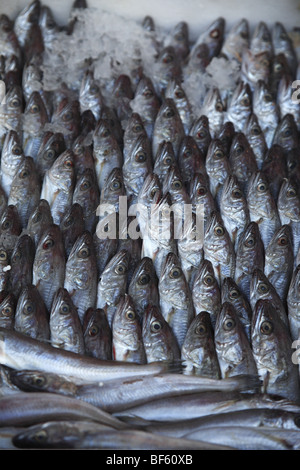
0;0;300;450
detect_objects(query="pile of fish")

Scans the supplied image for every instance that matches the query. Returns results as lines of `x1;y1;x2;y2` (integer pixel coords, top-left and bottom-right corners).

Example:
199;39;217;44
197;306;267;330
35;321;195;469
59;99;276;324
0;0;300;450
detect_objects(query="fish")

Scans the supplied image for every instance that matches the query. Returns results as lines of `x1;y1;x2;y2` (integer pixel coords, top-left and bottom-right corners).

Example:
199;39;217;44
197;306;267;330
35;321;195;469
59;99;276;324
92;118;123;192
0;130;25;198
189;115;212;157
191;259;221;327
32;224;66;312
64;230;97;324
26;199;53;249
261;144;288;202
158;252;195;349
0;85;23;137
49;287;85;355
0;205;22;257
162;165;191;211
203;211;236;285
13;0;40;49
0;327;167;384
79;70;103;121
214;302;258;378
0;247;10;293
219;175;250;249
82;307;112;360
96;249;130;327
234;221;265;302
252;80;280;147
250;21;273;56
7;156;41;228
22;91;49;160
249;268;289;329
92;222;118;278
152;98;185;158
192;17;225;61
246;170;281;250
272;113;299;156
229;132;258;195
35;131;66;180
50;98;80;149
241;49;271;90
205;138;231;204
153;141;177;184
71;134;95;176
22;58;52;120
59;202;85;259
0;292;16;330
225;80;252;133
177;136;206;187
277;177;300;260
200;87;225;138
164;21;190;61
14;284;50;341
189;172;216;233
72;168;99;233
165;79;194;134
272;22;298;76
142;304;181;364
40;149;75;225
221;277;252;341
130;76;161;141
117;215;142;286
216;121;235;155
251;299;300;402
7;234;35;298
38;5;60;48
112;294;146;364
128;257;159;321
181;311;221;378
221;18;249;63
277;76;300;131
123;133;152;200
287;265;300;341
264;224;294;303
152;46;182;98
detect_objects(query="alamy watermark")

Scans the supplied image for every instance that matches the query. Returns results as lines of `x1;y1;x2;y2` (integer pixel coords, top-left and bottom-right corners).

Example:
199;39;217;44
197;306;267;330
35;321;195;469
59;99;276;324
292;80;300;103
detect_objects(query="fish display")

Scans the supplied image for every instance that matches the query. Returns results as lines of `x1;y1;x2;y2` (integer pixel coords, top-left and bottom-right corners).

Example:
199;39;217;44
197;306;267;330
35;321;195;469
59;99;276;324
0;0;299;450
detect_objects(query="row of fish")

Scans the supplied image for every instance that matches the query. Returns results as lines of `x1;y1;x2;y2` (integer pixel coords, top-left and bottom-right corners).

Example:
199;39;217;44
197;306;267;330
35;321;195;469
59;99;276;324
0;0;300;450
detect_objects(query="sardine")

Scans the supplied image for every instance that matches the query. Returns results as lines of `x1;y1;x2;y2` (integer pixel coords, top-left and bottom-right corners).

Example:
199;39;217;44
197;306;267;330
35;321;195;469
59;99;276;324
244;113;267;170
82;307;112;360
152;98;185;158
14;284;49;341
221;277;252;341
128;256;159;321
287;265;300;341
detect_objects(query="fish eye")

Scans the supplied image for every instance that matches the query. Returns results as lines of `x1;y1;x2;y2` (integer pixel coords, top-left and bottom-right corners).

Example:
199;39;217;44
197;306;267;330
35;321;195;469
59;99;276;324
175;32;184;41
80;180;91;191
260;320;273;335
170;267;182;279
33;430;48;443
280;32;287;40
240;31;247;39
283;128;292;137
150;187;158;198
11;97;21;107
274;62;283;72
215;101;224;112
74;145;84;155
278;236;288;246
235;145;244;155
241;97;250;106
264;93;273;102
287;188;297;197
19;169;29;179
1;219;11;230
197;130;207;139
64;159;73;169
64;216;73;227
223;317;236;331
294;415;300;429
163;156;173;165
30;103;40;114
165;108;175;118
143;89;153;98
78;246;90;258
60;302;70;314
163;54;174;64
262;33;270;42
195;323;207;335
62;111;73;121
125;309;136;320
133;124;143;133
232;188;242;199
214;225;225;236
245;236;255;247
23;301;35;315
138;273;150;285
229;288;240;299
214;149;224;159
110;180;122;191
32;211;42;223
90;84;99;94
210;28;220;38
258;282;269;294
151;320;162;332
171;179;183;190
12;145;22;155
175;89;184;99
0;250;7;261
257;182;268;192
197;186;207;196
251;126;261;135
204;274;214;286
115;263;127;275
32;375;46;387
45;149;56;160
2;306;12;316
135;151;147;163
12;250;21;261
43;238;54;249
88;324;99;337
262;58;270;67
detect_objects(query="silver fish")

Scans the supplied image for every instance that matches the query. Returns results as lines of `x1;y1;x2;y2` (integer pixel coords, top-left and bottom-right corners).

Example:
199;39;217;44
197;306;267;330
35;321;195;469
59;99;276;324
72;168;99;233
0;130;24;198
35;131;66;180
205;138;231;204
189;172;216;234
152;46;182;98
277;76;300;131
287;265;300;341
164;21;190;61
221;277;252;341
244;113;267;170
165;79;194;134
200;87;225;138
253;80;280;147
229;132;258;196
272;22;298;76
59;202;85;259
26;199;53;248
130;77;160;141
277;177;300;260
13;0;40;48
7;234;35;298
189;115;212;157
251;299;300;402
22;91;49;160
241;49;271;90
250;21;273;56
50;287;85;355
82;307;112;360
128;256;159;321
225;81;252;132
79;70;103;121
192;17;225;61
153;141;177;184
14;284;49;342
0;292;15;330
181;311;221;378
177;136;206;187
152;98;185;158
123;133;152;199
221;18;249;63
32;224;66;312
